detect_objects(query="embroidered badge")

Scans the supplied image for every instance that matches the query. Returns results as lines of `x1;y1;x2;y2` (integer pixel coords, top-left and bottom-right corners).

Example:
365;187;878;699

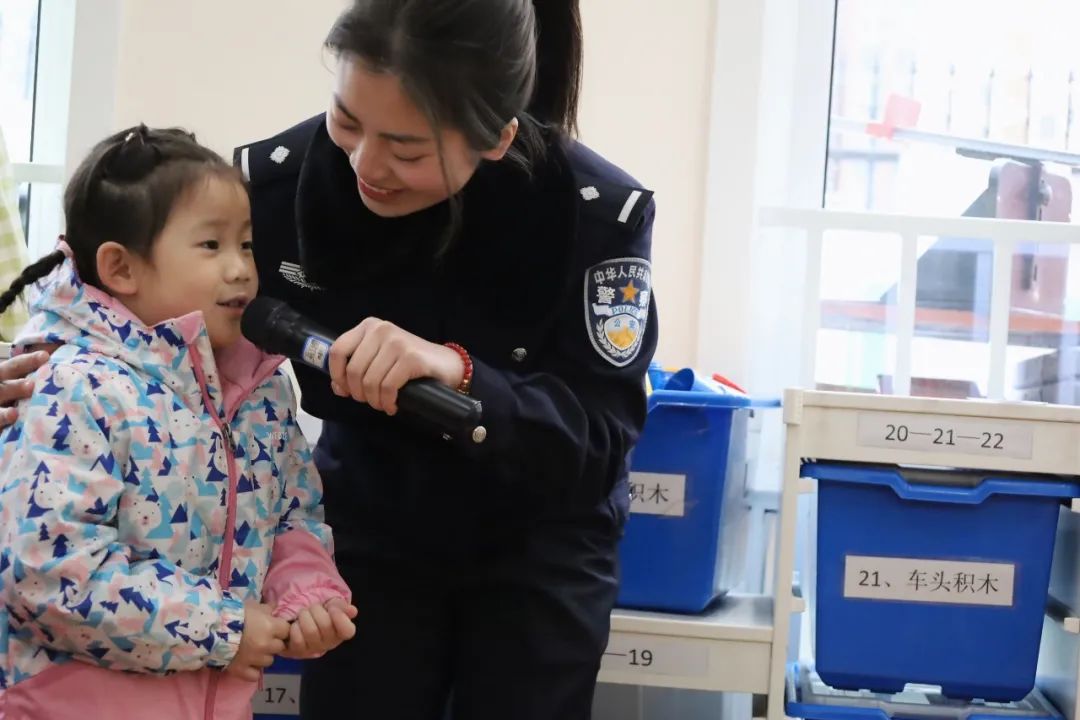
585;257;651;367
278;261;322;291
269;146;290;164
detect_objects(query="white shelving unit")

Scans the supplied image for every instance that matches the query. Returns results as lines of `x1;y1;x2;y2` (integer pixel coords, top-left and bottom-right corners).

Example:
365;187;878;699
600;389;1080;720
601;595;775;694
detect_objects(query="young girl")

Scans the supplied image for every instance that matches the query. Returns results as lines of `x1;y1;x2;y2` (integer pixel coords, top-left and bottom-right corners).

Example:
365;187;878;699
0;126;355;719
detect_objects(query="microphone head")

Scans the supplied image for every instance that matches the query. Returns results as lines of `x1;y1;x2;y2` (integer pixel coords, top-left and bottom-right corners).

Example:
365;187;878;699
241;296;290;351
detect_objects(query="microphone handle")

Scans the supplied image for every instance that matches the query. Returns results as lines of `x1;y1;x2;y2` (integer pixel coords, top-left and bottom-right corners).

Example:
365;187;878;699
397;377;486;443
293;332;486;443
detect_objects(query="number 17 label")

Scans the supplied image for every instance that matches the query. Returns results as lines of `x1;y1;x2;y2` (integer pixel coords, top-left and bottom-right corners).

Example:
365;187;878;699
251;673;300;716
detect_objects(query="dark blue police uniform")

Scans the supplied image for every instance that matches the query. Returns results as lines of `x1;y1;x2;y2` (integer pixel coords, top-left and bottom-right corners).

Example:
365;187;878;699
235;114;658;720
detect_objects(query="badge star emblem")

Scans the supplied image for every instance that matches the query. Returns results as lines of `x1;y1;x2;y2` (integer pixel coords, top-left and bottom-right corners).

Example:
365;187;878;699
620;280;640;303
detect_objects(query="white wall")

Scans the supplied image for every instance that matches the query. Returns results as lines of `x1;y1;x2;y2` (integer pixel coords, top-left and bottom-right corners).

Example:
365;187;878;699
578;0;715;366
110;0;347;160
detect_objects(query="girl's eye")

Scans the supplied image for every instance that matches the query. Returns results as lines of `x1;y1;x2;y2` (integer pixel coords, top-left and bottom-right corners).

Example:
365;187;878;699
241;241;254;252
200;240;219;250
394;155;425;164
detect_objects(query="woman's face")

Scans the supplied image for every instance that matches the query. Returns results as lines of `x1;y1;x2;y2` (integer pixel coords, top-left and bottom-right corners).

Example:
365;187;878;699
327;56;514;218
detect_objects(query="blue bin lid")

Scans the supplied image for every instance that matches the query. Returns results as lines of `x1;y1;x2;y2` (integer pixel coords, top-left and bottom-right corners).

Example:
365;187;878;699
646;367;781;410
802;462;1080;504
647;389;781;411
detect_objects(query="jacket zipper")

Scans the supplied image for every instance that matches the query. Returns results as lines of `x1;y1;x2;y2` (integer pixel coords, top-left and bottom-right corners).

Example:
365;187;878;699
217;421;240;587
202;408;240;720
190;352;281;720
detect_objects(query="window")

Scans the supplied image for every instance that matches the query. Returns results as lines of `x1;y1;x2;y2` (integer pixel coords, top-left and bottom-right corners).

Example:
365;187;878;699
0;1;38;165
0;0;74;260
818;0;1080;402
0;0;39;236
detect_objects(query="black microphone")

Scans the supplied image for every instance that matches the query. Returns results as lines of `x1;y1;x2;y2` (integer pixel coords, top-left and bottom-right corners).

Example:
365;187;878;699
241;296;486;443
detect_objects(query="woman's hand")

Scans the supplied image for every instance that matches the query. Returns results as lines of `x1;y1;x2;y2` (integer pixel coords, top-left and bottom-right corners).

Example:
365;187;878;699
279;598;358;660
0;350;52;427
328;318;464;415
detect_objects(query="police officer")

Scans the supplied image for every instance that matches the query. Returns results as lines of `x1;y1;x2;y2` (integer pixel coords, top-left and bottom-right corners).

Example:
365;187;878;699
2;0;658;718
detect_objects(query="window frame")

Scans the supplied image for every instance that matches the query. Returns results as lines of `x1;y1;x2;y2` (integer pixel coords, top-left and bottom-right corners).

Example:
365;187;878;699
6;0;120;259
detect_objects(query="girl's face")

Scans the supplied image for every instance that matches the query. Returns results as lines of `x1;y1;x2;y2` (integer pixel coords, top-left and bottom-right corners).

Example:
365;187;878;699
117;175;257;350
326;56;516;218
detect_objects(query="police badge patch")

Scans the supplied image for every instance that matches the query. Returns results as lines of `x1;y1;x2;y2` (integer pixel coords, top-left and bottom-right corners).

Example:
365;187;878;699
585;257;652;367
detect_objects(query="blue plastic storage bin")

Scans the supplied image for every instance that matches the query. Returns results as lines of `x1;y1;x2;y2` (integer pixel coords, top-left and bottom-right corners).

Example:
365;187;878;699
804;462;1080;702
616;370;778;613
252;657;304;718
785;662;1062;720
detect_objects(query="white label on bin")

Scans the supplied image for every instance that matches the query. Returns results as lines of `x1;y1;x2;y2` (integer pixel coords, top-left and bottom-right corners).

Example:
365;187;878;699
856;412;1034;460
601;631;709;677
252;673;301;715
843;555;1015;607
629;472;686;517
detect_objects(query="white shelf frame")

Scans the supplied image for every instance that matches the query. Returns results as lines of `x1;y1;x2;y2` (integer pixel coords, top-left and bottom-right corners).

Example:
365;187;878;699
601;389;1080;720
601;595;776;694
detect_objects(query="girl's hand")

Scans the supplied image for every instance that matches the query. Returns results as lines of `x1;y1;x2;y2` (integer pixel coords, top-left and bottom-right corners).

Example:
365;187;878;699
226;602;291;682
328;318;464;415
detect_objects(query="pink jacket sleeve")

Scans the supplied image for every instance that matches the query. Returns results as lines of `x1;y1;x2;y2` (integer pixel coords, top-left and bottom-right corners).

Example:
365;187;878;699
261;387;351;619
264;530;351;620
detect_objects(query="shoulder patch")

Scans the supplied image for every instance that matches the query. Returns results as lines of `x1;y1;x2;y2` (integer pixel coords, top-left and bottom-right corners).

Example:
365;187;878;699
575;179;654;231
235;141;303;186
233;114;323;186
585;257;652;367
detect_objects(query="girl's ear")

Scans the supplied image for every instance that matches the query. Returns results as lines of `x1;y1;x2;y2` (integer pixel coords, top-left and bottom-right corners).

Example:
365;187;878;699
96;242;142;296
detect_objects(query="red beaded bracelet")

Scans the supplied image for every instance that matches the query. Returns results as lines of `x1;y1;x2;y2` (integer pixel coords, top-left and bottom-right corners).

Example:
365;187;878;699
443;342;473;394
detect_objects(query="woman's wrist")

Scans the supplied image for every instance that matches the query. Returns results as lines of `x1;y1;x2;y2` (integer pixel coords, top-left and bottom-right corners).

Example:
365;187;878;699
442;342;472;393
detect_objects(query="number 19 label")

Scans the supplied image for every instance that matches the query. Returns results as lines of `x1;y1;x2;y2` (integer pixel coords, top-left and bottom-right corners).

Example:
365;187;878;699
857;412;1033;460
601;632;709;677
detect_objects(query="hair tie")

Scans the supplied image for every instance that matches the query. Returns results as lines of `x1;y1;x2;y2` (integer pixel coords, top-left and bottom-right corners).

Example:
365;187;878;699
106;124;158;181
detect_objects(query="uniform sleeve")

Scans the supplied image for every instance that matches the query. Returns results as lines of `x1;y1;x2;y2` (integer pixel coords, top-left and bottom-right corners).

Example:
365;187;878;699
2;363;245;674
464;199;659;506
261;376;350;620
